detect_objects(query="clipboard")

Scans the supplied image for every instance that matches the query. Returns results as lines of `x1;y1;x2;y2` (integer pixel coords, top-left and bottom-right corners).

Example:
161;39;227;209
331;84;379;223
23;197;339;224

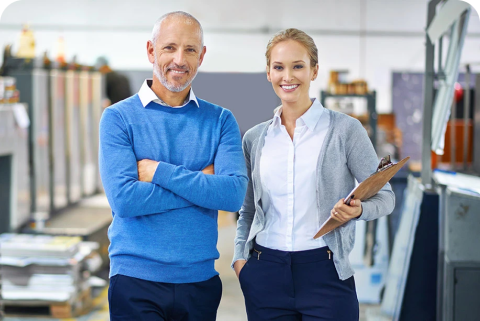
313;155;410;239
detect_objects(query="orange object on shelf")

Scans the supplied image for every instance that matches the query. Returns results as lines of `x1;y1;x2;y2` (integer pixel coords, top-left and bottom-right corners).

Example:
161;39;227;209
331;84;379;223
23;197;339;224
327;70;370;95
16;24;36;58
55;36;66;63
431;120;473;168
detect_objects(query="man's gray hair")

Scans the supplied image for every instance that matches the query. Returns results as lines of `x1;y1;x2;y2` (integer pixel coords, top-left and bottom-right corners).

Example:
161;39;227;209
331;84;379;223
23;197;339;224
151;11;204;47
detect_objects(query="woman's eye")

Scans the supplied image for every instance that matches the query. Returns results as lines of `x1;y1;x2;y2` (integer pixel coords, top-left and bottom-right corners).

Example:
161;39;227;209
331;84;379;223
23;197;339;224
294;65;304;69
273;66;283;70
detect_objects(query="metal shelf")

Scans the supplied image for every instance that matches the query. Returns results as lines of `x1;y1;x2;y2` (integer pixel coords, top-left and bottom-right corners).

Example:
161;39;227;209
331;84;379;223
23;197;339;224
320;91;377;150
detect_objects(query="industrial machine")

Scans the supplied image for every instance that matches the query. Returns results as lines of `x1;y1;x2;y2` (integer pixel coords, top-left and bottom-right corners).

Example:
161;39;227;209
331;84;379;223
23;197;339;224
5;58;50;219
380;1;480;320
2;56;105;225
0;102;30;233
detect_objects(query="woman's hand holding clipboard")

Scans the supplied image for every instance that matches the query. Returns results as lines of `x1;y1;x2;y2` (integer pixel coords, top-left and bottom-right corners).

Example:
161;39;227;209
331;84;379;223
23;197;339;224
313;155;410;239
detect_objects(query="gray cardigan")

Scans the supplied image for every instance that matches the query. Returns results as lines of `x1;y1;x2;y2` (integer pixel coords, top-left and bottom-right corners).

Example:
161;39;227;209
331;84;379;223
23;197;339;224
232;108;395;280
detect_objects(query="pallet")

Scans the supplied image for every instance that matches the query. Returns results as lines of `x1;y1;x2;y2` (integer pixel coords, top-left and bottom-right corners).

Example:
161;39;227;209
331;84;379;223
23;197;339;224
4;287;92;318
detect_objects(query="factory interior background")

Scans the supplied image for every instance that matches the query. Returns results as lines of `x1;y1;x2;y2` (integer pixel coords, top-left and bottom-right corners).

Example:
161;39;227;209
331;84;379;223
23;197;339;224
0;0;480;320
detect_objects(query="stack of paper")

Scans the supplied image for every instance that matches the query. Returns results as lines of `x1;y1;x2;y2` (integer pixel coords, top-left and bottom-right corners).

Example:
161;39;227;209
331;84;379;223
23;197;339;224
0;234;81;258
0;234;95;304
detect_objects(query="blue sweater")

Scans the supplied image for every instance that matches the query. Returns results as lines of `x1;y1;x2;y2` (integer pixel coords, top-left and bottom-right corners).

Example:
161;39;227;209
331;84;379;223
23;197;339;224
99;94;248;283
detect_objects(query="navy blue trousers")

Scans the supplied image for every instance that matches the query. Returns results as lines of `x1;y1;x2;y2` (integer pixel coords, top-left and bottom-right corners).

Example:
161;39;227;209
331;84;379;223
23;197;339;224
108;274;222;321
239;244;359;321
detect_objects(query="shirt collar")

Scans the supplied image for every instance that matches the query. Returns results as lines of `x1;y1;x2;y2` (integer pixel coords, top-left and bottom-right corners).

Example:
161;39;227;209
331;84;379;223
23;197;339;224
300;98;324;131
271;98;324;131
138;79;199;108
272;106;283;128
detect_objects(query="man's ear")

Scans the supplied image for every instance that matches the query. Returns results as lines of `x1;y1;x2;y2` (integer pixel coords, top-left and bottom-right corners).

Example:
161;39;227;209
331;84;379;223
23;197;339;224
198;46;207;66
147;40;155;64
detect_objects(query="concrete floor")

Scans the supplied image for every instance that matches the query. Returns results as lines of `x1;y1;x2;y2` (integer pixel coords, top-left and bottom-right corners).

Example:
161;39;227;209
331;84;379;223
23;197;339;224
3;196;382;320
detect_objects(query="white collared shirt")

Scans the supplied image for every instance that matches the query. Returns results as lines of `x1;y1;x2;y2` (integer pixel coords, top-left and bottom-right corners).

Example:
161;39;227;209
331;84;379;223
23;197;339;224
138;79;199;108
256;99;330;251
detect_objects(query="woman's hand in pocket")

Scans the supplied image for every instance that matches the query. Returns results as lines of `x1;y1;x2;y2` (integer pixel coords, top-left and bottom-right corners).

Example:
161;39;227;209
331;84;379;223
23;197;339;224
234;260;247;279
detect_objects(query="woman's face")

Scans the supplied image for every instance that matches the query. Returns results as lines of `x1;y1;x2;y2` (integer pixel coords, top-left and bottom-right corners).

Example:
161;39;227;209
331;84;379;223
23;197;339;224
267;40;318;105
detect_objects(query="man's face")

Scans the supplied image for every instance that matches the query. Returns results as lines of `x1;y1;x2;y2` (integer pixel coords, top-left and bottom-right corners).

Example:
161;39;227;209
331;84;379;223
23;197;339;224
149;17;205;93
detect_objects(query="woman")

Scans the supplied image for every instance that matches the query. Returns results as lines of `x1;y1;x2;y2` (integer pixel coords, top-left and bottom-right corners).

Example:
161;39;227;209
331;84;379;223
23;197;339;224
232;28;395;321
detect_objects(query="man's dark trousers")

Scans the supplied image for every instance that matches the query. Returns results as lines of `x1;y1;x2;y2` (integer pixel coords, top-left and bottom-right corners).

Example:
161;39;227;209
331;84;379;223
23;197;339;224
108;274;222;321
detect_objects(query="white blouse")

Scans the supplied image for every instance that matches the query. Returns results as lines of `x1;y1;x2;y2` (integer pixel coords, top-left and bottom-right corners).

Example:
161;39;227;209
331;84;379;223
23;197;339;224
256;99;330;251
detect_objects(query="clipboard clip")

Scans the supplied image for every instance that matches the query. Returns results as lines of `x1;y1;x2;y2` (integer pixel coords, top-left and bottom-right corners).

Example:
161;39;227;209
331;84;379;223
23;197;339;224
345;155;394;206
377;155;394;172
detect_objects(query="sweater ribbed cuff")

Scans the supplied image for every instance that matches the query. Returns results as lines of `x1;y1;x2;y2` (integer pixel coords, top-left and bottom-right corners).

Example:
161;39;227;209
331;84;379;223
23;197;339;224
152;161;176;188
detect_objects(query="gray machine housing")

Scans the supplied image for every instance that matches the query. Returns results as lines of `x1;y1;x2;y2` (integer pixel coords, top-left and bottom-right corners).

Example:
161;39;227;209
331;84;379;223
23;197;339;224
0;104;29;233
437;186;480;321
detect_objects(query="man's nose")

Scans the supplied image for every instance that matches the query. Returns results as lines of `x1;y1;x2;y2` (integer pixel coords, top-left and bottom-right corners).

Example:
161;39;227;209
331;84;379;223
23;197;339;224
173;50;186;65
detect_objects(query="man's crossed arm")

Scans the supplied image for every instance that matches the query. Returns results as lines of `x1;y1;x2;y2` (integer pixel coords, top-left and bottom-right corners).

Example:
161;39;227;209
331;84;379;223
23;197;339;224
99;108;247;218
137;160;214;182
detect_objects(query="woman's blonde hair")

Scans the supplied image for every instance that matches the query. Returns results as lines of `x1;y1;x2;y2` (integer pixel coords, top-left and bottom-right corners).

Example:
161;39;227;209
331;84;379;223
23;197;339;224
265;28;318;68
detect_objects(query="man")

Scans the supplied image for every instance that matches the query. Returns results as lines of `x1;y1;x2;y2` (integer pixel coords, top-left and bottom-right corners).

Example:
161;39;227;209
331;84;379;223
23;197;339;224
99;11;248;320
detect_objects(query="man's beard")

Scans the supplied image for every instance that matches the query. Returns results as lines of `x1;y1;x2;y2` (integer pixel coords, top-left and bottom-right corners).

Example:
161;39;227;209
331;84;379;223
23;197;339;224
153;57;199;93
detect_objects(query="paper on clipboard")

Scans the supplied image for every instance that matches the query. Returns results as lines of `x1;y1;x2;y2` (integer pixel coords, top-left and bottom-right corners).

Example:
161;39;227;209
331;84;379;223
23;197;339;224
313;155;410;239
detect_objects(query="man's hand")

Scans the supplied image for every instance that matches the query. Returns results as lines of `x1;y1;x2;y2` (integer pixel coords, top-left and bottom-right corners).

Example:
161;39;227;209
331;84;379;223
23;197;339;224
330;198;363;223
137;159;160;182
202;164;215;175
234;260;247;279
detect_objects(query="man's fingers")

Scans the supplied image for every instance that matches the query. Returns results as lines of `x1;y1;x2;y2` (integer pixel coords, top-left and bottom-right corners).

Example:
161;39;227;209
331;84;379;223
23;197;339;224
202;164;215;175
136;159;159;182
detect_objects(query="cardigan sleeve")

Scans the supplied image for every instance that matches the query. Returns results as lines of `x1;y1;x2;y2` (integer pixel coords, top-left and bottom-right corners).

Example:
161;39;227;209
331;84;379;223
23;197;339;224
345;119;395;221
232;133;257;267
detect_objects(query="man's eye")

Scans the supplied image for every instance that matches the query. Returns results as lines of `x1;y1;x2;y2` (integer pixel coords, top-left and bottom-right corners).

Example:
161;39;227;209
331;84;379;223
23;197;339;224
164;46;173;50
187;48;196;52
